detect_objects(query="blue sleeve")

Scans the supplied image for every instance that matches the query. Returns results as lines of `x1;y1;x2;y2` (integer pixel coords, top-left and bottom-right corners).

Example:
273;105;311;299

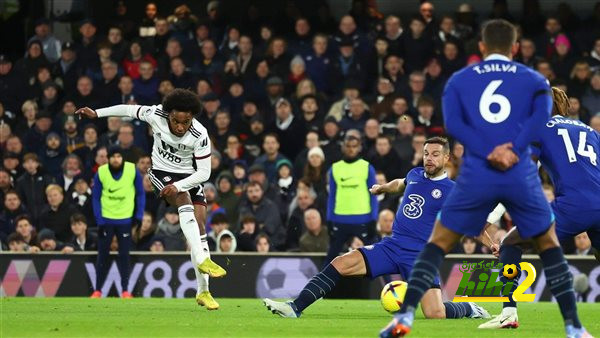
134;170;146;221
530;142;541;158
513;76;552;153
92;174;104;225
367;164;378;221
326;168;336;222
442;80;494;159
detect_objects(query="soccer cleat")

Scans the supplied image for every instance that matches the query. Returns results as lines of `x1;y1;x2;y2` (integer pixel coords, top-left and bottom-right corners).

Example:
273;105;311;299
478;309;519;329
196;291;219;310
468;302;491;319
566;325;594;338
262;298;300;318
121;291;133;299
197;257;227;278
90;290;102;298
380;312;414;338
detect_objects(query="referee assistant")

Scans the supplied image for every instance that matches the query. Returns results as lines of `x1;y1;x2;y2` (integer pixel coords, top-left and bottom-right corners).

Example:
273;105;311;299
90;146;145;298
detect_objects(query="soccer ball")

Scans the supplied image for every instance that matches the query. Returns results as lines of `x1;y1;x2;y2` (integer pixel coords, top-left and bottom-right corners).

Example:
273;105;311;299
380;280;408;313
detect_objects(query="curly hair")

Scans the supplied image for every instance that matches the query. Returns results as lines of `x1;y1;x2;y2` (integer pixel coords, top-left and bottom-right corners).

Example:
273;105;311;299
162;88;202;115
551;87;570;116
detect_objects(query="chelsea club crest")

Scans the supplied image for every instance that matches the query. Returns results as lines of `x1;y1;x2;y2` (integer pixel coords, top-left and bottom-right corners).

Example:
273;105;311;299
431;189;442;199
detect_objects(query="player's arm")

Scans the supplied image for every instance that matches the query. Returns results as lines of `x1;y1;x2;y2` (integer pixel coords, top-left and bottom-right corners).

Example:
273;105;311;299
442;80;494;159
476;203;506;257
512;77;552;154
162;136;212;195
76;105;152;122
369;178;405;195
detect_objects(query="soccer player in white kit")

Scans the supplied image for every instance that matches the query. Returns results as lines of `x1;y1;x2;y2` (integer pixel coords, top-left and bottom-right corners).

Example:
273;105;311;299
77;89;226;310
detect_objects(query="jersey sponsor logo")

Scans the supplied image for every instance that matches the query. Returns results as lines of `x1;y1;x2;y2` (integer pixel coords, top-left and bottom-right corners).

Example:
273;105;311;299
157;147;182;163
402;194;425;219
431;189;442;199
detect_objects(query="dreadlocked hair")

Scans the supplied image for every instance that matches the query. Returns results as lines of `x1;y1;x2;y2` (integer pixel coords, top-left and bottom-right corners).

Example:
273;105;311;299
551;87;570;116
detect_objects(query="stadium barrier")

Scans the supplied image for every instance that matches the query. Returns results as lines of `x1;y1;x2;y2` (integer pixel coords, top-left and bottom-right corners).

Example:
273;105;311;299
0;252;598;301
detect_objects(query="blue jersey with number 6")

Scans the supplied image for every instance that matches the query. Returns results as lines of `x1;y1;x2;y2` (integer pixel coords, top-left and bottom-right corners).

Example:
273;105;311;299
442;54;552;184
532;117;600;209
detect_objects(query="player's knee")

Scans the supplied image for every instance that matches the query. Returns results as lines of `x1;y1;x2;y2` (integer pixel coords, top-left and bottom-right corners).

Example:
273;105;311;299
423;307;446;319
330;255;353;276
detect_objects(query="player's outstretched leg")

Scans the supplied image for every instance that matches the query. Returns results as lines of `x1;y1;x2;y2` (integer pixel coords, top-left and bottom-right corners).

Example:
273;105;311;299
190;252;219;310
263;250;366;318
421;286;490;319
380;222;461;338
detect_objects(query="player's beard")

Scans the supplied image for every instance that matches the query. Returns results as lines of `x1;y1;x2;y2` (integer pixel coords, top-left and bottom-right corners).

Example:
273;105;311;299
425;163;444;177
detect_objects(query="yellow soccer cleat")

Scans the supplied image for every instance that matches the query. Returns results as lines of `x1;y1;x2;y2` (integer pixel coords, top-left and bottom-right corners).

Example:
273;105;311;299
197;257;227;278
196;291;219;310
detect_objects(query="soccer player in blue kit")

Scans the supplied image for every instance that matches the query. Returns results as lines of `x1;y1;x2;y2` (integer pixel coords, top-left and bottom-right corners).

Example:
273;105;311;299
380;20;589;338
263;137;490;320
478;87;598;334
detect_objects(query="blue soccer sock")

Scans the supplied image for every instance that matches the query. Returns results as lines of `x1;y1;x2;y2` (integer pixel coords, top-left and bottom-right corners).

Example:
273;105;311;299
399;243;445;314
539;247;581;328
293;263;342;312
499;244;522;309
443;302;473;319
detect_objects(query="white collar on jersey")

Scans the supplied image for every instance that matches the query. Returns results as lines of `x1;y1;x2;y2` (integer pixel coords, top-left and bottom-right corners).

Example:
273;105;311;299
484;53;511;62
424;171;448;181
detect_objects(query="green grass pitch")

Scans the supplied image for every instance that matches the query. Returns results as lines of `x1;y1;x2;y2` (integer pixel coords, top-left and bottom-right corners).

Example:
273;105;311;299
1;298;598;337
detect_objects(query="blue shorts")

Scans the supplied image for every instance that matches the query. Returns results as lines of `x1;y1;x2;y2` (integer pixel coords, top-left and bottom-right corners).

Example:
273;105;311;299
358;236;440;287
440;179;554;239
553;201;600;247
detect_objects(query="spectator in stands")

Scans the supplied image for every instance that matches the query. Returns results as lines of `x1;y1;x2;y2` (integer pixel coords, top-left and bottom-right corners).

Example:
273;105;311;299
16;153;54;224
117;123;145;164
461;236;478;255
414;95;443;135
287;187;318;250
7;233;27;252
0;190;26;241
57;154;84;193
582;71;600;113
255;233;271;253
40;184;78;242
68;213;97;251
272;98;306;160
0;55;28;114
376;209;394;240
303;34;330;94
574;233;593;256
299;208;329;252
403;17;434;75
14;215;39;250
28;18;61;63
367;135;403;182
15;40;50;84
236;215;258;251
63;116;83;153
207;212;229;251
155;206;185;250
340;98;369;132
215;171;239;227
133;60;160;105
139;3;158;37
41;133;67;179
216;229;237;253
238;181;285;250
302;146;327;196
3;152;21;182
37;228;73;253
330;37;367;95
132;211;157;251
254;133;288;183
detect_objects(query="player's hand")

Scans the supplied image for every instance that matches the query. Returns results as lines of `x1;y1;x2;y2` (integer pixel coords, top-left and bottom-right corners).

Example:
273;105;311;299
487;143;519;171
75;107;98;120
159;185;179;197
490;243;500;258
369;184;385;195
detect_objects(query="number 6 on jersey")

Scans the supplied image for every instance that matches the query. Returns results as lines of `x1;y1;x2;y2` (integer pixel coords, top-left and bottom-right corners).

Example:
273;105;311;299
480;80;511;124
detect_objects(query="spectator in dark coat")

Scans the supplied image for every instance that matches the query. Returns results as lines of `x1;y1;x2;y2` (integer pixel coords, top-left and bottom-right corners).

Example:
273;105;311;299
254;133;289;184
132;60;160;105
23;112;53;154
402;16;434;75
132;212;157;251
0;191;27;242
68;213;97;251
235;215;258;252
304;34;332;94
329;37;367;96
238;181;285;250
367;136;403;182
299;208;329;253
40;133;67;180
39;184;79;242
16;153;55;226
270;98;306;160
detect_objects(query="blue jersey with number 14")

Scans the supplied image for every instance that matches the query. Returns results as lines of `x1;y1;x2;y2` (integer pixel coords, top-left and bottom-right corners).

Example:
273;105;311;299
533;116;600;209
442;54;552;184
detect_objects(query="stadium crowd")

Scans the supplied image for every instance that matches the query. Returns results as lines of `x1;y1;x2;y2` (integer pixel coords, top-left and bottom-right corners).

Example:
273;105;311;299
0;0;598;256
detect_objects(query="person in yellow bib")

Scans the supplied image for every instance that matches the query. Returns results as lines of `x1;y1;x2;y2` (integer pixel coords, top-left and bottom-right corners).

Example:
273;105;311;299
90;146;145;299
324;131;378;264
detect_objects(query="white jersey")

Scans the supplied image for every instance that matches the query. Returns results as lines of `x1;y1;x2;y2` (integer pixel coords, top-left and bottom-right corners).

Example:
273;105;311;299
96;104;211;192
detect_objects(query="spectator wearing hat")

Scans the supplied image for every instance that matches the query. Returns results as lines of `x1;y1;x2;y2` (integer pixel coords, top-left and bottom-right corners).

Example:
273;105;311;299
75;19;99;72
271;97;307;159
321;116;343;167
14;40;50;84
40;132;67;179
3;151;21;182
38;80;61;113
298;94;323;134
293;131;320;178
264;76;285;115
16;153;55;226
303;146;328;195
276;158;295;201
329;36;367;96
198;92;220;134
37;228;74;253
215;171;240;228
239;181;285;250
235;98;260;138
254;133;289;184
91;145;144;298
51;42;83;95
552;34;576;81
39;184;79;242
216;229;237;253
0;54;28;114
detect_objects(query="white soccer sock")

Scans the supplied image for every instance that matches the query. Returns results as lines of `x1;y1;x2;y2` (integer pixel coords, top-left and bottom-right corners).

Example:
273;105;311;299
178;205;206;264
501;307;517;316
190;250;209;294
199;234;210;293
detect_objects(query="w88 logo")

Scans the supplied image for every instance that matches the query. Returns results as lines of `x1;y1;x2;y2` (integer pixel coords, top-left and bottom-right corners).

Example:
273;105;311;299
402;194;425;219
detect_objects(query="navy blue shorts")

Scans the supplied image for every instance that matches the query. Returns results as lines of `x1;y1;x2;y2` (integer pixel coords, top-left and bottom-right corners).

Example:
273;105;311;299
358;236;440;287
440;179;554;239
553;201;600;247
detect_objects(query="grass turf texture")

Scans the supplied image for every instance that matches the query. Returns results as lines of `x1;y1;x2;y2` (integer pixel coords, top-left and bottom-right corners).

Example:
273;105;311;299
2;298;598;337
